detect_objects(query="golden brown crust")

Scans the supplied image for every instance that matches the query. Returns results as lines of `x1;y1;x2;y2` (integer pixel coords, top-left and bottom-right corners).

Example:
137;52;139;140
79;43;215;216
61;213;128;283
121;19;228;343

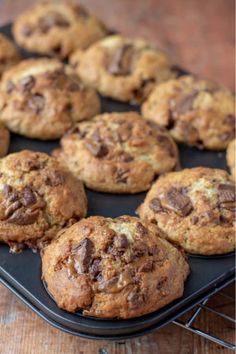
12;1;108;59
0;124;10;157
0;150;87;250
138;167;235;255
53;112;179;193
0;58;101;140
227;139;235;179
142;75;235;150
42;215;189;318
70;35;175;103
0;34;21;77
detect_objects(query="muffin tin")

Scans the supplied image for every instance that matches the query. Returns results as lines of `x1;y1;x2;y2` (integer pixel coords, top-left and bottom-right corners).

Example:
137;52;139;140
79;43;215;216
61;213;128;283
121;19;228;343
0;24;235;340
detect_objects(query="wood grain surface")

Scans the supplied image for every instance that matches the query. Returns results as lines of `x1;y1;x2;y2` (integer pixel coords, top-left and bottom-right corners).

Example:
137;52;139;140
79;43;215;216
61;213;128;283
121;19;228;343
0;1;235;353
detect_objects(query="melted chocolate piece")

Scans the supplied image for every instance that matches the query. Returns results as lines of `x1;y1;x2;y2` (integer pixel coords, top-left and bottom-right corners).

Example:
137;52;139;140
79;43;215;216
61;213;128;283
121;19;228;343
161;188;193;216
115;168;129;184
6;80;15;94
19;75;35;92
89;258;101;279
73;238;94;273
7;208;39;225
21;25;33;36
21;187;37;206
38;12;70;33
218;183;235;210
43;170;65;187
108;44;134;76
27;94;45;114
127;290;145;309
136;222;148;236
139;260;154;272
149;198;162;213
174;91;198;115
85;140;109;158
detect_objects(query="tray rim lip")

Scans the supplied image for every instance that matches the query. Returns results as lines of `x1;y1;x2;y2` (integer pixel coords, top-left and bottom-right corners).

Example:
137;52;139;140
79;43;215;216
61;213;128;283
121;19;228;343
0;22;235;339
0;269;235;340
0;259;235;333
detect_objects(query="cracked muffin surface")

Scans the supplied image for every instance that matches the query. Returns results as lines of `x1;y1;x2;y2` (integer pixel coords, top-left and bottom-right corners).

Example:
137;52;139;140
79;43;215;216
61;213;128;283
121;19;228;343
0;58;100;140
53;112;179;193
0;33;21;77
138;167;235;255
0;123;10;157
42;215;189;318
70;35;175;103
12;1;108;59
227;139;235;179
0;150;87;251
142;75;235;150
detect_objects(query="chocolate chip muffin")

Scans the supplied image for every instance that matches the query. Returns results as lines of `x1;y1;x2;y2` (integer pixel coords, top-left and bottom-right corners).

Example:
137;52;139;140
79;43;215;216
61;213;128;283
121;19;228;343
53;112;179;193
138;167;235;255
12;1;108;59
0;58;100;140
0;150;87;251
70;35;175;103
0;34;21;77
227;139;235;179
142;75;235;150
42;215;189;318
0;123;10;157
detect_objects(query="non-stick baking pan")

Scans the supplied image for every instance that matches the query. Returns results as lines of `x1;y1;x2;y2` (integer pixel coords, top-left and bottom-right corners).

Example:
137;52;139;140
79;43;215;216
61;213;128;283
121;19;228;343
0;24;235;340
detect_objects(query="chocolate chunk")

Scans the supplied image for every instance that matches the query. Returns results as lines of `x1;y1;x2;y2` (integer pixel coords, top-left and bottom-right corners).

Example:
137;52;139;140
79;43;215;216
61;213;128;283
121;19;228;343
2;184;13;197
149;198;162;213
107;233;129;257
139;260;154;272
218;184;235;210
7;208;39;225
118;151;134;162
6;80;15;94
161;188;193;216
115;168;129;184
219;132;233;142
27;94;45;114
224;114;235;125
115;234;129;250
75;6;89;18
21;25;33;36
108;44;134;75
19;75;35;92
127;290;145;309
21;187;37;206
38;12;70;33
156;134;176;157
89;258;101;279
73;238;94;273
85;140;109;158
5;200;22;218
43;171;65;187
190;215;199;225
136;222;148;236
174;91;198;115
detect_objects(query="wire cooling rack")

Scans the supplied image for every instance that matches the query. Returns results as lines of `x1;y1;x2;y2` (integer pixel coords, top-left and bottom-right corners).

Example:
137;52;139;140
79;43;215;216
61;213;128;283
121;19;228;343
173;287;235;350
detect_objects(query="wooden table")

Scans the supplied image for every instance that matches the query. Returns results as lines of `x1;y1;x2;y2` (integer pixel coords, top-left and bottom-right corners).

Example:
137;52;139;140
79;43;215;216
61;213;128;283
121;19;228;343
0;1;235;353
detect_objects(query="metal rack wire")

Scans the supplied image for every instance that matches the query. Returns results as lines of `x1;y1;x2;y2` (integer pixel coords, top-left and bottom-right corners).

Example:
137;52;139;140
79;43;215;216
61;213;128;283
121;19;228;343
173;290;235;350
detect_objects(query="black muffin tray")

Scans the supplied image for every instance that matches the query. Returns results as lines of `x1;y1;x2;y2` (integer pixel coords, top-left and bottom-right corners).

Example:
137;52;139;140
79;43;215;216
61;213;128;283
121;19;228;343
0;24;235;340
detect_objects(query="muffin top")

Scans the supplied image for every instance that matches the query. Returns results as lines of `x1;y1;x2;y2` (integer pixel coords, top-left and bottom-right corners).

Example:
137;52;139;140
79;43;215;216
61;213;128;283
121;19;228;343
142;75;235;150
0;150;87;251
13;1;108;59
42;215;189;318
0;58;100;140
53;112;179;193
70;34;175;103
138;167;235;255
